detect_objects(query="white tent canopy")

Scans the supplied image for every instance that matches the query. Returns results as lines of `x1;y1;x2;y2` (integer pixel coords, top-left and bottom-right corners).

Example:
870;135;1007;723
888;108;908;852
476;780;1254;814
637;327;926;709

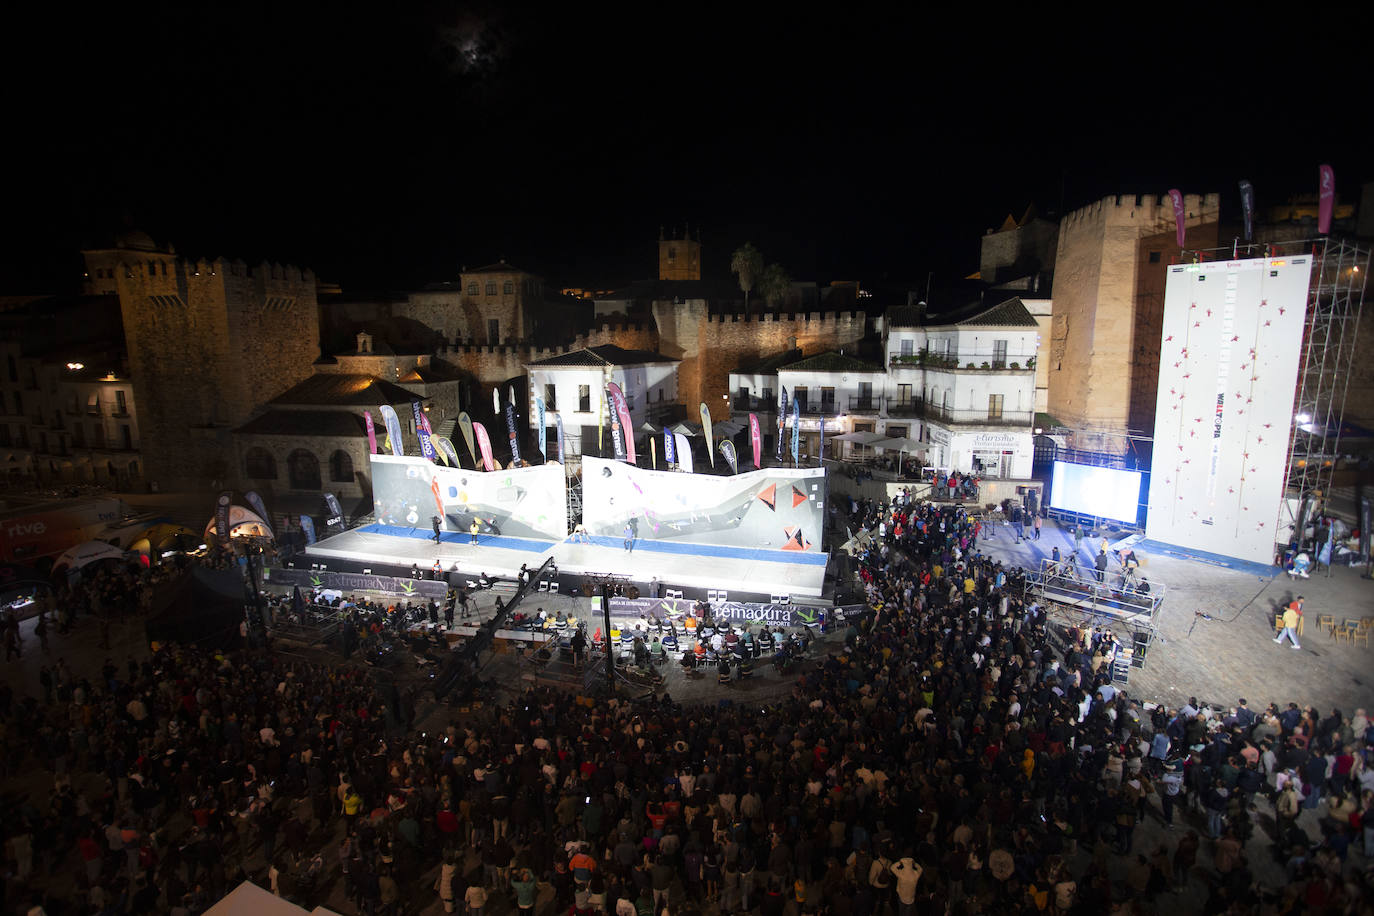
203;505;273;542
52;540;127;571
203;882;314;916
833;431;887;444
871;436;928;453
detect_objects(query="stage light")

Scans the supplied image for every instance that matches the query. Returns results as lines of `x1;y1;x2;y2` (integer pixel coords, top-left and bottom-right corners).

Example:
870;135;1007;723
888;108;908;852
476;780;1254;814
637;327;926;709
66;362;84;370
1295;412;1312;424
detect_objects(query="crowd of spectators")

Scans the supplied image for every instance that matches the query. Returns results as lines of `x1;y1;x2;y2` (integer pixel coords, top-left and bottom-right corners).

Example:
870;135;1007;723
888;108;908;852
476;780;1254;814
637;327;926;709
1;496;1372;916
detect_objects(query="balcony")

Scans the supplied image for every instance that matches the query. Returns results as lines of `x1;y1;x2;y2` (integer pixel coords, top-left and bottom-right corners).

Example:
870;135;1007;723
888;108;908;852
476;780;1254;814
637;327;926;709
732;395;772;412
889;351;1036;372
884;398;1032;428
847;396;880;414
795;401;842;418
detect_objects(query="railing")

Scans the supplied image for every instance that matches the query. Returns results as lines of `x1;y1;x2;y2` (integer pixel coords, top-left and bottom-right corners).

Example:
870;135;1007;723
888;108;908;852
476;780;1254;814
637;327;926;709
731;395;775;412
880;398;1033;427
885;397;922;416
889;351;1036;371
847;396;880;412
795;402;842;418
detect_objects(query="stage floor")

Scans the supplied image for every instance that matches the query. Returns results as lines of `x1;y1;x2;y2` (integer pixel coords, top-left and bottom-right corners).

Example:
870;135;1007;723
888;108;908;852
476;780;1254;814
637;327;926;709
302;525;829;601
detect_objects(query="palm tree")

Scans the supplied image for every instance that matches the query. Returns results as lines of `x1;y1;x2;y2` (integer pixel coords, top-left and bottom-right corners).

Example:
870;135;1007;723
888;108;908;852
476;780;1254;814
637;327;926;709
757;263;792;309
731;243;763;313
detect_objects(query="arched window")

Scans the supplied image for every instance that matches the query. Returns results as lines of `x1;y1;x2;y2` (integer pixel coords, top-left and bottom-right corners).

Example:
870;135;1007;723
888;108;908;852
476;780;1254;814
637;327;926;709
287;449;320;490
466;282;478;295
329;449;354;483
245;447;277;479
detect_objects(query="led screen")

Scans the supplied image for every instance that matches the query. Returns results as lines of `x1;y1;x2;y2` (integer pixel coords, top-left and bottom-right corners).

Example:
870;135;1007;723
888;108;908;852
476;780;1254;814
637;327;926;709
1050;461;1142;524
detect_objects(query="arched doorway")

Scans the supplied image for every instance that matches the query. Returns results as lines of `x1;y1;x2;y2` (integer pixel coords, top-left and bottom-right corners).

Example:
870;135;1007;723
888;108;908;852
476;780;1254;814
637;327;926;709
287;449;321;490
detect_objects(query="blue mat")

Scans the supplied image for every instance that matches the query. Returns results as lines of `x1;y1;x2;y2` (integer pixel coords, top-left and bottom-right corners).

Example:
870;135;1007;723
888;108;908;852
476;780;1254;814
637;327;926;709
361;524;556;553
581;535;828;566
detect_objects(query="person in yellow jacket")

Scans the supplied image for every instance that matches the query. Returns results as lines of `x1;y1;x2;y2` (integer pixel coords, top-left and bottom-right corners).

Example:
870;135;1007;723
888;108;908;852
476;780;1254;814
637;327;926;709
1274;596;1303;650
343;786;364;829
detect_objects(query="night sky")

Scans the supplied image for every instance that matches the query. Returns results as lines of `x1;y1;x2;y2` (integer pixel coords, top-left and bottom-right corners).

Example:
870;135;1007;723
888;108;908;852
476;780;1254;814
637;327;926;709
4;5;1365;295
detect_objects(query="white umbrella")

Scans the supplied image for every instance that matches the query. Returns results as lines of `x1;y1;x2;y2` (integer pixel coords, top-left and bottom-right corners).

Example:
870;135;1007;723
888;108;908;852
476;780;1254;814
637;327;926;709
668;421;703;437
833;431;886;444
52;540;128;570
871;436;927;453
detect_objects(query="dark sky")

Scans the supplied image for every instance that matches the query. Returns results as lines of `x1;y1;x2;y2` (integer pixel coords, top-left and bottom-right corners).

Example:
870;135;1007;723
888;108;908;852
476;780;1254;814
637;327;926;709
4;4;1366;294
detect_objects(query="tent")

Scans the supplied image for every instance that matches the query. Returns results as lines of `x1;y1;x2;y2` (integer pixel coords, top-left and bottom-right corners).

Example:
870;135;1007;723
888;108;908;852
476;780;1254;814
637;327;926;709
833;430;888;460
144;565;249;650
870;436;928;455
202;882;316;916
130;523;201;558
51;540;128;571
203;505;273;543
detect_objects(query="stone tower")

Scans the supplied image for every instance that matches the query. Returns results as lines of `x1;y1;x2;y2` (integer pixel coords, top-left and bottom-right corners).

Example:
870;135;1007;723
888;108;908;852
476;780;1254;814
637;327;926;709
1047;193;1221;447
82;231;320;490
658;226;701;281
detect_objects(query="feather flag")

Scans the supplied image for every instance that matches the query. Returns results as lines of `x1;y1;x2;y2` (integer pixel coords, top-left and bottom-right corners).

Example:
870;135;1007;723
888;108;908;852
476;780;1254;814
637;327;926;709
607;382;635;464
378;405;405;457
1168;188;1186;249
412;400;437;462
664;428;677;467
363;410;377;454
651;436;657;470
790;394;800;466
436;436;461;469
419;411;443;464
1239;180;1255;242
1318;164;1335;235
504;391;521;466
776;386;787;461
473;422;496;471
700;402;714;468
555;413;565;464
719;440;738;474
674;432;693;473
749;413;761;470
458;412;477;468
492;387;501;417
535;396;547;459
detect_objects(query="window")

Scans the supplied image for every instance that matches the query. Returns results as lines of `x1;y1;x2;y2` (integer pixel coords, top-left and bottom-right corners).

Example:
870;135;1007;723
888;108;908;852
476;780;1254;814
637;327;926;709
71;424;82;447
899;338;913;357
1149;251;1162;264
502;280;514;295
115;390;127;415
820;387;835;411
794;386;808;411
668;246;676;260
287;449;321;489
993;340;1007;369
5;355;15;382
761;387;773;406
245;447;277;479
897;383;913;406
485;281;497;296
329;449;354;482
90;423;103;447
467;282;479;295
488;318;499;344
544;384;556;410
148;260;156;275
120;425;132;449
578;385;591;412
988;394;1004;420
86;392;100;414
858;381;873;409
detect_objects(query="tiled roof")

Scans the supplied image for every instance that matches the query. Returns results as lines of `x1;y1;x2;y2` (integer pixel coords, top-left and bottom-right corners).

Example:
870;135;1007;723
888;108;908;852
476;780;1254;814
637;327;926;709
269;374;423;407
465;261;536;275
236;409;366;438
732;349;803;375
885;305;925;328
778;351;884;374
527;345;677;368
954;296;1039;328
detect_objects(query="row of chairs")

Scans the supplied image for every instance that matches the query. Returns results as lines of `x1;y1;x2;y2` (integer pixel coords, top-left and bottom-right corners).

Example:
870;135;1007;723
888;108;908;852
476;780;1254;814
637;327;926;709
1316;614;1372;647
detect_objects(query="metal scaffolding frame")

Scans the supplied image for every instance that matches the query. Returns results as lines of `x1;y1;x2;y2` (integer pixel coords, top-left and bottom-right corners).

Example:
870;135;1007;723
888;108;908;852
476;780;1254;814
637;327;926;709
1023;557;1164;673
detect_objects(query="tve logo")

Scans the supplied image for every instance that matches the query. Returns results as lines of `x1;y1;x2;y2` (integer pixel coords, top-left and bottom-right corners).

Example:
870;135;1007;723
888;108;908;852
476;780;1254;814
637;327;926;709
5;520;47;538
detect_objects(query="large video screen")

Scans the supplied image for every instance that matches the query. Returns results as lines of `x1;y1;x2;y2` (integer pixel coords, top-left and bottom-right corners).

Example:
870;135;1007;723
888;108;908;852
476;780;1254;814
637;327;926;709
582;456;826;552
1145;256;1312;565
1050;461;1142;524
370;454;568;540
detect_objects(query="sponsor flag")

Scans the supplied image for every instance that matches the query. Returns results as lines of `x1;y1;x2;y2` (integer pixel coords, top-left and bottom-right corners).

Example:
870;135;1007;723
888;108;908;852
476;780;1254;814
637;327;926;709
419;411;443;464
492;387;500;417
790;394;800;466
363;410;377;454
458;412;477;467
535;396;547;459
700;402;714;468
776;386;787;460
436;436;461;469
214;490;233;543
1318;164;1335;234
1239;180;1255;242
412;400;437;462
605;383;627;461
607;382;635;464
651;436;657;470
749;413;761;469
719;439;738;474
819;416;826;464
504;392;522;466
323;493;344;531
474;422;497;471
664;428;677;466
1167;188;1186;249
378;405;405;457
598;391;605;454
429;474;446;520
299;515;316;545
244;491;272;534
674;432;693;473
555;413;565;464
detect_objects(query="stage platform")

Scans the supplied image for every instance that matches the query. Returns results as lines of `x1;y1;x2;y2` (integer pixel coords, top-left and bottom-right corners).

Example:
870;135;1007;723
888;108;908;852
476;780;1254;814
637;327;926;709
299;524;830;604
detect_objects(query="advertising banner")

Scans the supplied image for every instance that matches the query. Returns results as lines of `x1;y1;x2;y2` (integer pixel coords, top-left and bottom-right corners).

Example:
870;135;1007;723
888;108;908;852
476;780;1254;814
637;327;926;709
215;491;233;542
749;413;761;470
535;396;547;459
458;412;477;467
323;493;344;531
819;416;826;463
664;428;677;466
700;402;714;467
555;414;566;464
719;439;738;474
504;401;522;466
776;386;787;460
605;383;627;461
609;594;801;627
363;410;377;454
790;395;800;466
473;422;497;471
492;387;500;417
1318;164;1335;234
436;436;461;469
264;566;448;599
244;491;272;534
674;432;693;474
378;405;405;457
412;400;437;462
299;515;316;545
419;411;442;464
650;436;657;470
1168;188;1186;249
1239;180;1255;242
607;382;635;464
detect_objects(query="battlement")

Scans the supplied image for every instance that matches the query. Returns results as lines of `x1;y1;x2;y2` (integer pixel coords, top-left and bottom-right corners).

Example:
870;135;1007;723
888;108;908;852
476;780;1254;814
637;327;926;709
1060;192;1221;229
450;342;573;359
706;309;865;325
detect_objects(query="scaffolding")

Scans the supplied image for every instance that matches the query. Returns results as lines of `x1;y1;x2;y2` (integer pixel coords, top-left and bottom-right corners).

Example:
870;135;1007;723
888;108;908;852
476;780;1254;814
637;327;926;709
1283;237;1369;551
1023;557;1165;673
